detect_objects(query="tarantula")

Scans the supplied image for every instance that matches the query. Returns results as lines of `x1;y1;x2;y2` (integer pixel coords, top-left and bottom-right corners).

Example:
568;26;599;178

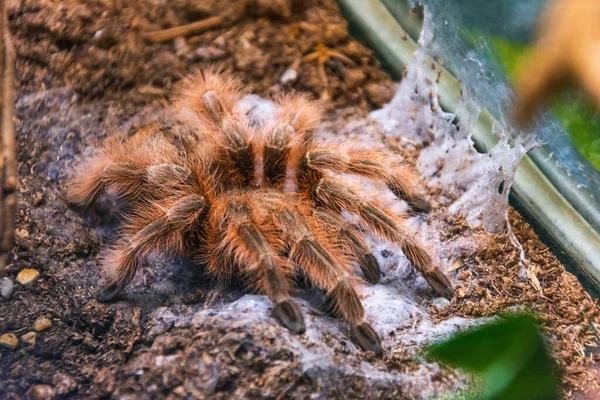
67;70;453;355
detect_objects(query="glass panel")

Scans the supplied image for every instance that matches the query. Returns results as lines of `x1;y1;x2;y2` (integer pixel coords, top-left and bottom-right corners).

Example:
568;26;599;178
383;0;600;231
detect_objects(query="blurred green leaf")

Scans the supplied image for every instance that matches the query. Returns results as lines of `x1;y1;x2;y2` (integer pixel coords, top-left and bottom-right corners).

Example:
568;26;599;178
487;36;526;78
427;315;559;400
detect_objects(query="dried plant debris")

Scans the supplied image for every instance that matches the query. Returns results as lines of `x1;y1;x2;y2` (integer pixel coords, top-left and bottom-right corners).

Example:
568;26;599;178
0;0;16;276
9;0;392;109
0;0;599;399
429;209;600;394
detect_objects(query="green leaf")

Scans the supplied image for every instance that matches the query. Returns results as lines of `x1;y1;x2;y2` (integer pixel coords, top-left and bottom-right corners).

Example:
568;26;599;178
427;315;559;400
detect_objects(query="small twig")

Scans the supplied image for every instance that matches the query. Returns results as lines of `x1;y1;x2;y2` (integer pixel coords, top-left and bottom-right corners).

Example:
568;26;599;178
142;15;225;43
125;307;142;355
508;220;543;295
395;136;419;147
0;0;16;277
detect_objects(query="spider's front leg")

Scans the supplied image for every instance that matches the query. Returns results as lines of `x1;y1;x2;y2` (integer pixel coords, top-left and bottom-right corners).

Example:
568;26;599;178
272;207;383;355
301;171;453;299
98;194;207;301
261;94;323;188
306;147;431;213
207;196;305;334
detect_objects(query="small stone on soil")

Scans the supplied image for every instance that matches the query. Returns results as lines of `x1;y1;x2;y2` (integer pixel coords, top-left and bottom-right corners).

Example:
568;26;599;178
15;228;30;239
29;384;55;400
21;331;37;346
1;277;14;299
53;372;77;395
33;316;53;332
281;67;298;85
16;269;40;285
432;298;450;310
0;333;19;350
194;46;226;61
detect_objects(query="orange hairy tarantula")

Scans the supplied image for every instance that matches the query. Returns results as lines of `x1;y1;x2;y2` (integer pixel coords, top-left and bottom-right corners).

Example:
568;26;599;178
67;70;453;355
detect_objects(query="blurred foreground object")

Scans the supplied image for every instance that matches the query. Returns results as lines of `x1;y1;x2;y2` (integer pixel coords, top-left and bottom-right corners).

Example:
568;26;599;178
514;0;600;126
0;0;15;276
427;314;559;400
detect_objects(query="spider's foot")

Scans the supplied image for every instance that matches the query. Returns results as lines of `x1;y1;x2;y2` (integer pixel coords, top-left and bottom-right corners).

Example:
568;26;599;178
352;322;383;356
359;253;381;284
387;183;431;213
424;269;454;300
96;281;123;302
407;195;432;214
272;299;306;334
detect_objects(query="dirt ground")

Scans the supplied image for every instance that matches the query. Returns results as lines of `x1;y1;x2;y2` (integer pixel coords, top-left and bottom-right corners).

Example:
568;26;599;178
1;0;599;399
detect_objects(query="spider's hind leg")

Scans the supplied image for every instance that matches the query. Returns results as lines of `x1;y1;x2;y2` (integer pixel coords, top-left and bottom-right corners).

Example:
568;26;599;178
310;208;381;284
307;177;453;299
67;161;195;209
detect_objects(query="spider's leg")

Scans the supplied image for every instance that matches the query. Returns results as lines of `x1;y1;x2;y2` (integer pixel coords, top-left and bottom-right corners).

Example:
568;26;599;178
273;207;383;355
220;118;255;186
310;208;381;284
275;93;322;146
304;176;453;299
306;147;430;213
199;89;256;187
208;197;305;334
98;194;207;301
262;94;323;187
67;162;195;208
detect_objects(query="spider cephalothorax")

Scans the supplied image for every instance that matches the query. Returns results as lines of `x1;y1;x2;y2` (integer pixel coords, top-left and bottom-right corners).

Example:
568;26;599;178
67;70;453;355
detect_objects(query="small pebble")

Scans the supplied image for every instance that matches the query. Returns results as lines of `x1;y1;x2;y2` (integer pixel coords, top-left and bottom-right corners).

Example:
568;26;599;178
29;384;55;400
16;269;40;285
280;67;298;85
1;277;14;299
21;331;37;346
33;316;53;332
193;46;226;61
0;333;19;350
53;372;77;395
432;297;450;310
15;228;30;239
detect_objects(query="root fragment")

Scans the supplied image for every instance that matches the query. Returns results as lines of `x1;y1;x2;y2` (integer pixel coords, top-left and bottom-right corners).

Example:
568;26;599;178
0;0;16;276
142;16;225;43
